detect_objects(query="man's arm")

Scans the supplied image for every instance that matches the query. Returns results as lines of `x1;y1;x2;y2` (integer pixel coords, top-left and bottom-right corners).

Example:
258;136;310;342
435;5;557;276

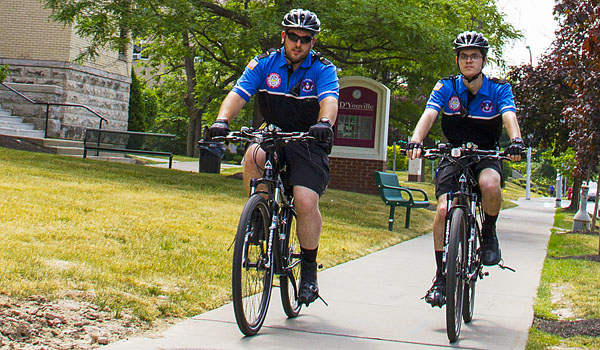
502;110;523;161
215;91;248;123
319;96;338;124
502;111;521;140
408;108;439;159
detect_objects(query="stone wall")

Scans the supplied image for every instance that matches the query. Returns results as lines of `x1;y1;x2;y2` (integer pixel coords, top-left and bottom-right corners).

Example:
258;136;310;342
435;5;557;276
0;58;130;140
329;157;387;195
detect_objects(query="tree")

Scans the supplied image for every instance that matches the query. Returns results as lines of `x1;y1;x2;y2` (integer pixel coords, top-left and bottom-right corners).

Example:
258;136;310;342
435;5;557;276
128;70;148;132
508;0;600;210
44;0;518;156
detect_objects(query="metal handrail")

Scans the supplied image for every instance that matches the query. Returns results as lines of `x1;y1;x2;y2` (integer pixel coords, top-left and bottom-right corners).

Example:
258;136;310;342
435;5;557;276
1;82;108;138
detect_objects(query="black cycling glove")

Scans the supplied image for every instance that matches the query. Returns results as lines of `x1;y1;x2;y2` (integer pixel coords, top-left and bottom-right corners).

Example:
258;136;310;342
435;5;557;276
206;120;230;139
505;137;525;156
309;119;333;142
406;141;423;152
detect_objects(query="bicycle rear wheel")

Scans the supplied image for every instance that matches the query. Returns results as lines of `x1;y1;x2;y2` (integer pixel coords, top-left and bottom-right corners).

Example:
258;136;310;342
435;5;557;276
232;194;274;336
446;207;467;343
462;217;479;323
279;208;302;318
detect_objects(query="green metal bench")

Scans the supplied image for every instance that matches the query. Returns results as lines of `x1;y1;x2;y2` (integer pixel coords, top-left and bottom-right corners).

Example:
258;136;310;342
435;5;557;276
373;171;430;230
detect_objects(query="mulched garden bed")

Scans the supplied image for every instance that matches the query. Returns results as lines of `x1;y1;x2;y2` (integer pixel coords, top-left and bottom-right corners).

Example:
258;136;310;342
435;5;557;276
535;317;600;337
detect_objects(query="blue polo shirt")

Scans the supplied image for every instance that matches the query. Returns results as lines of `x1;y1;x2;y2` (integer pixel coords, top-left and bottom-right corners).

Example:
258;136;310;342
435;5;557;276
232;47;339;132
426;74;517;149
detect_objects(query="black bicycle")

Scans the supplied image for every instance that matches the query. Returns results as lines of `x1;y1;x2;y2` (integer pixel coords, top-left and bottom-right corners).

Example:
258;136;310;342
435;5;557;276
212;126;312;336
421;143;514;342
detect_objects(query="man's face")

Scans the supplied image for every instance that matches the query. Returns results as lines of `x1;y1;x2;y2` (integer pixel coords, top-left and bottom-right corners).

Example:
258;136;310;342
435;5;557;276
282;29;315;64
456;48;486;79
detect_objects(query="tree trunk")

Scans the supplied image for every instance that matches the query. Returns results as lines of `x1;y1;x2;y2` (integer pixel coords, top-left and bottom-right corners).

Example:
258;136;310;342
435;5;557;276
567;178;583;211
182;31;202;157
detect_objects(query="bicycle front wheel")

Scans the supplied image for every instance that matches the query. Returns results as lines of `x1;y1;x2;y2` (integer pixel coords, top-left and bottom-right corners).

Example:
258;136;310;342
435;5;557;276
446;207;467;343
462;217;479;324
232;194;274;336
279;208;302;318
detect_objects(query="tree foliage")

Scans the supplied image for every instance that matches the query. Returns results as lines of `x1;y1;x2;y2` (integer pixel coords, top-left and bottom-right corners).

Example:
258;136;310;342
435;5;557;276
44;0;518;155
508;0;599;210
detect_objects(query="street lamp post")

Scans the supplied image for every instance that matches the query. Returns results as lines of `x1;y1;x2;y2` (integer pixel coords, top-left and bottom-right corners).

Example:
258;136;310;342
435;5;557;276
525;46;533;200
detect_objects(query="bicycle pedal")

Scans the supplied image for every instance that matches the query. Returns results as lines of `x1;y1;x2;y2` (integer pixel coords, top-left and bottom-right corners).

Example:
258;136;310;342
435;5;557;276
498;261;516;272
317;294;329;306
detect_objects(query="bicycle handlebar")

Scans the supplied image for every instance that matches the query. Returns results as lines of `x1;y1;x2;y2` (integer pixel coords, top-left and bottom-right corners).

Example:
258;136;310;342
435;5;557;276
208;126;314;145
405;143;513;162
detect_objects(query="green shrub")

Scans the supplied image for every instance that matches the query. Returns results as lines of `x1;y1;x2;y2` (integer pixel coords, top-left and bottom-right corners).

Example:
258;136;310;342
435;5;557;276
0;65;8;82
387;145;408;170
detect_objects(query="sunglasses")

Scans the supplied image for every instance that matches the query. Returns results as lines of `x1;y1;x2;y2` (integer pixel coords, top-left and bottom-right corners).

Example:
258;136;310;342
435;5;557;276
286;32;313;44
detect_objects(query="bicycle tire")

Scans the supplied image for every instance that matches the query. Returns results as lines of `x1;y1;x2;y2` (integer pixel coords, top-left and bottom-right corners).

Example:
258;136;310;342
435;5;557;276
462;217;479;323
232;194;274;336
279;208;302;318
446;207;467;343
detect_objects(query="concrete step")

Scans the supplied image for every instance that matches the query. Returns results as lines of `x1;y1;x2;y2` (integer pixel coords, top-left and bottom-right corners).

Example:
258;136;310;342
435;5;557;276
41;139;85;156
0;109;12;117
85;155;137;165
0;115;24;123
0;120;35;130
0;127;45;138
43;138;84;148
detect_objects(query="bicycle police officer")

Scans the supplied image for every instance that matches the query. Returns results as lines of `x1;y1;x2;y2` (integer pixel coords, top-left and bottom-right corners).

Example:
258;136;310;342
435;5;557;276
207;9;339;306
407;31;525;307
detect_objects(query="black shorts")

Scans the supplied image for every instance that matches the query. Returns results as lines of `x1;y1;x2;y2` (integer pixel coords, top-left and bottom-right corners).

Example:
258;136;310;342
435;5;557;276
277;141;330;196
435;157;502;198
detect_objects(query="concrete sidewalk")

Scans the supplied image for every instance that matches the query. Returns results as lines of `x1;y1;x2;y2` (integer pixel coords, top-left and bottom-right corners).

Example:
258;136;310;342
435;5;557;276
105;197;555;350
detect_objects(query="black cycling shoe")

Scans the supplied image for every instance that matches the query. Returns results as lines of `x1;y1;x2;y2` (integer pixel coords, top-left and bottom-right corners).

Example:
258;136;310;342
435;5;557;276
481;228;501;266
298;260;319;306
424;274;446;307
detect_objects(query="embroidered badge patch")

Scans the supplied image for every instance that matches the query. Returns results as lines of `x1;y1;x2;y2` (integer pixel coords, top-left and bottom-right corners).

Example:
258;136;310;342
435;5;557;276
266;73;281;88
480;100;494;113
301;79;315;93
449;96;461;111
433;82;444;91
246;59;258;70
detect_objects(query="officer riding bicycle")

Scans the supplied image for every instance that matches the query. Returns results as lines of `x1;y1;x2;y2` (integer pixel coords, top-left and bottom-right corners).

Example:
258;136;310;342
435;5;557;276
206;9;339;306
406;31;525;307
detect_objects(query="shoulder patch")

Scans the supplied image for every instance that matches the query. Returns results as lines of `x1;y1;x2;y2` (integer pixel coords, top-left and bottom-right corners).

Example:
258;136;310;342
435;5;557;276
441;75;458;82
311;51;332;65
433;81;444;91
256;48;279;60
490;77;509;85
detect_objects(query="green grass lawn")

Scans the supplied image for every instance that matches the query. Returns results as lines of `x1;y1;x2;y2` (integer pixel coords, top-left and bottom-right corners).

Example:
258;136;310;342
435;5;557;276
0;146;529;328
526;208;600;349
0;147;437;324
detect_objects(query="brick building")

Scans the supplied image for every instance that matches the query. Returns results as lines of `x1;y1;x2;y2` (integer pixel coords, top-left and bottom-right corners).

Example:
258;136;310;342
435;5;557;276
0;0;131;140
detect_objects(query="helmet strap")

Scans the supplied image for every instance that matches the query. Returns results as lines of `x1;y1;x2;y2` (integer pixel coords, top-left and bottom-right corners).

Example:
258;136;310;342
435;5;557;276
464;72;482;83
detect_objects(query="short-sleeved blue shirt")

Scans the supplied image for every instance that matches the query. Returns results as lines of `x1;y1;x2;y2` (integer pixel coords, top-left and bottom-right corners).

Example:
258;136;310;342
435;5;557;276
426;74;517;149
232;47;339;132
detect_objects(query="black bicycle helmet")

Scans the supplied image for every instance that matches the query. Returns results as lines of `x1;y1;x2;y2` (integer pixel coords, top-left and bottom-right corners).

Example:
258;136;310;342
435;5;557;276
281;9;321;35
453;31;489;56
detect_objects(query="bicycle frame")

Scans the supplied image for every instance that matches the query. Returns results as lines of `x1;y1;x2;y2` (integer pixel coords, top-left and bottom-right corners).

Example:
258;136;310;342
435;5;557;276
215;127;310;277
443;172;482;282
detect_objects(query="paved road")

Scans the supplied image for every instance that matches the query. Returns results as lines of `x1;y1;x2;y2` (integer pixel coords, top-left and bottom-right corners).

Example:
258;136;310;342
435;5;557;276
105;197;555;350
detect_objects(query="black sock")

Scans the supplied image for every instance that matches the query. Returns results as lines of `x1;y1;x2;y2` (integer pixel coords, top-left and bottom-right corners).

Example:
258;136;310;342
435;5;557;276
483;213;498;236
301;247;318;263
435;251;443;276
